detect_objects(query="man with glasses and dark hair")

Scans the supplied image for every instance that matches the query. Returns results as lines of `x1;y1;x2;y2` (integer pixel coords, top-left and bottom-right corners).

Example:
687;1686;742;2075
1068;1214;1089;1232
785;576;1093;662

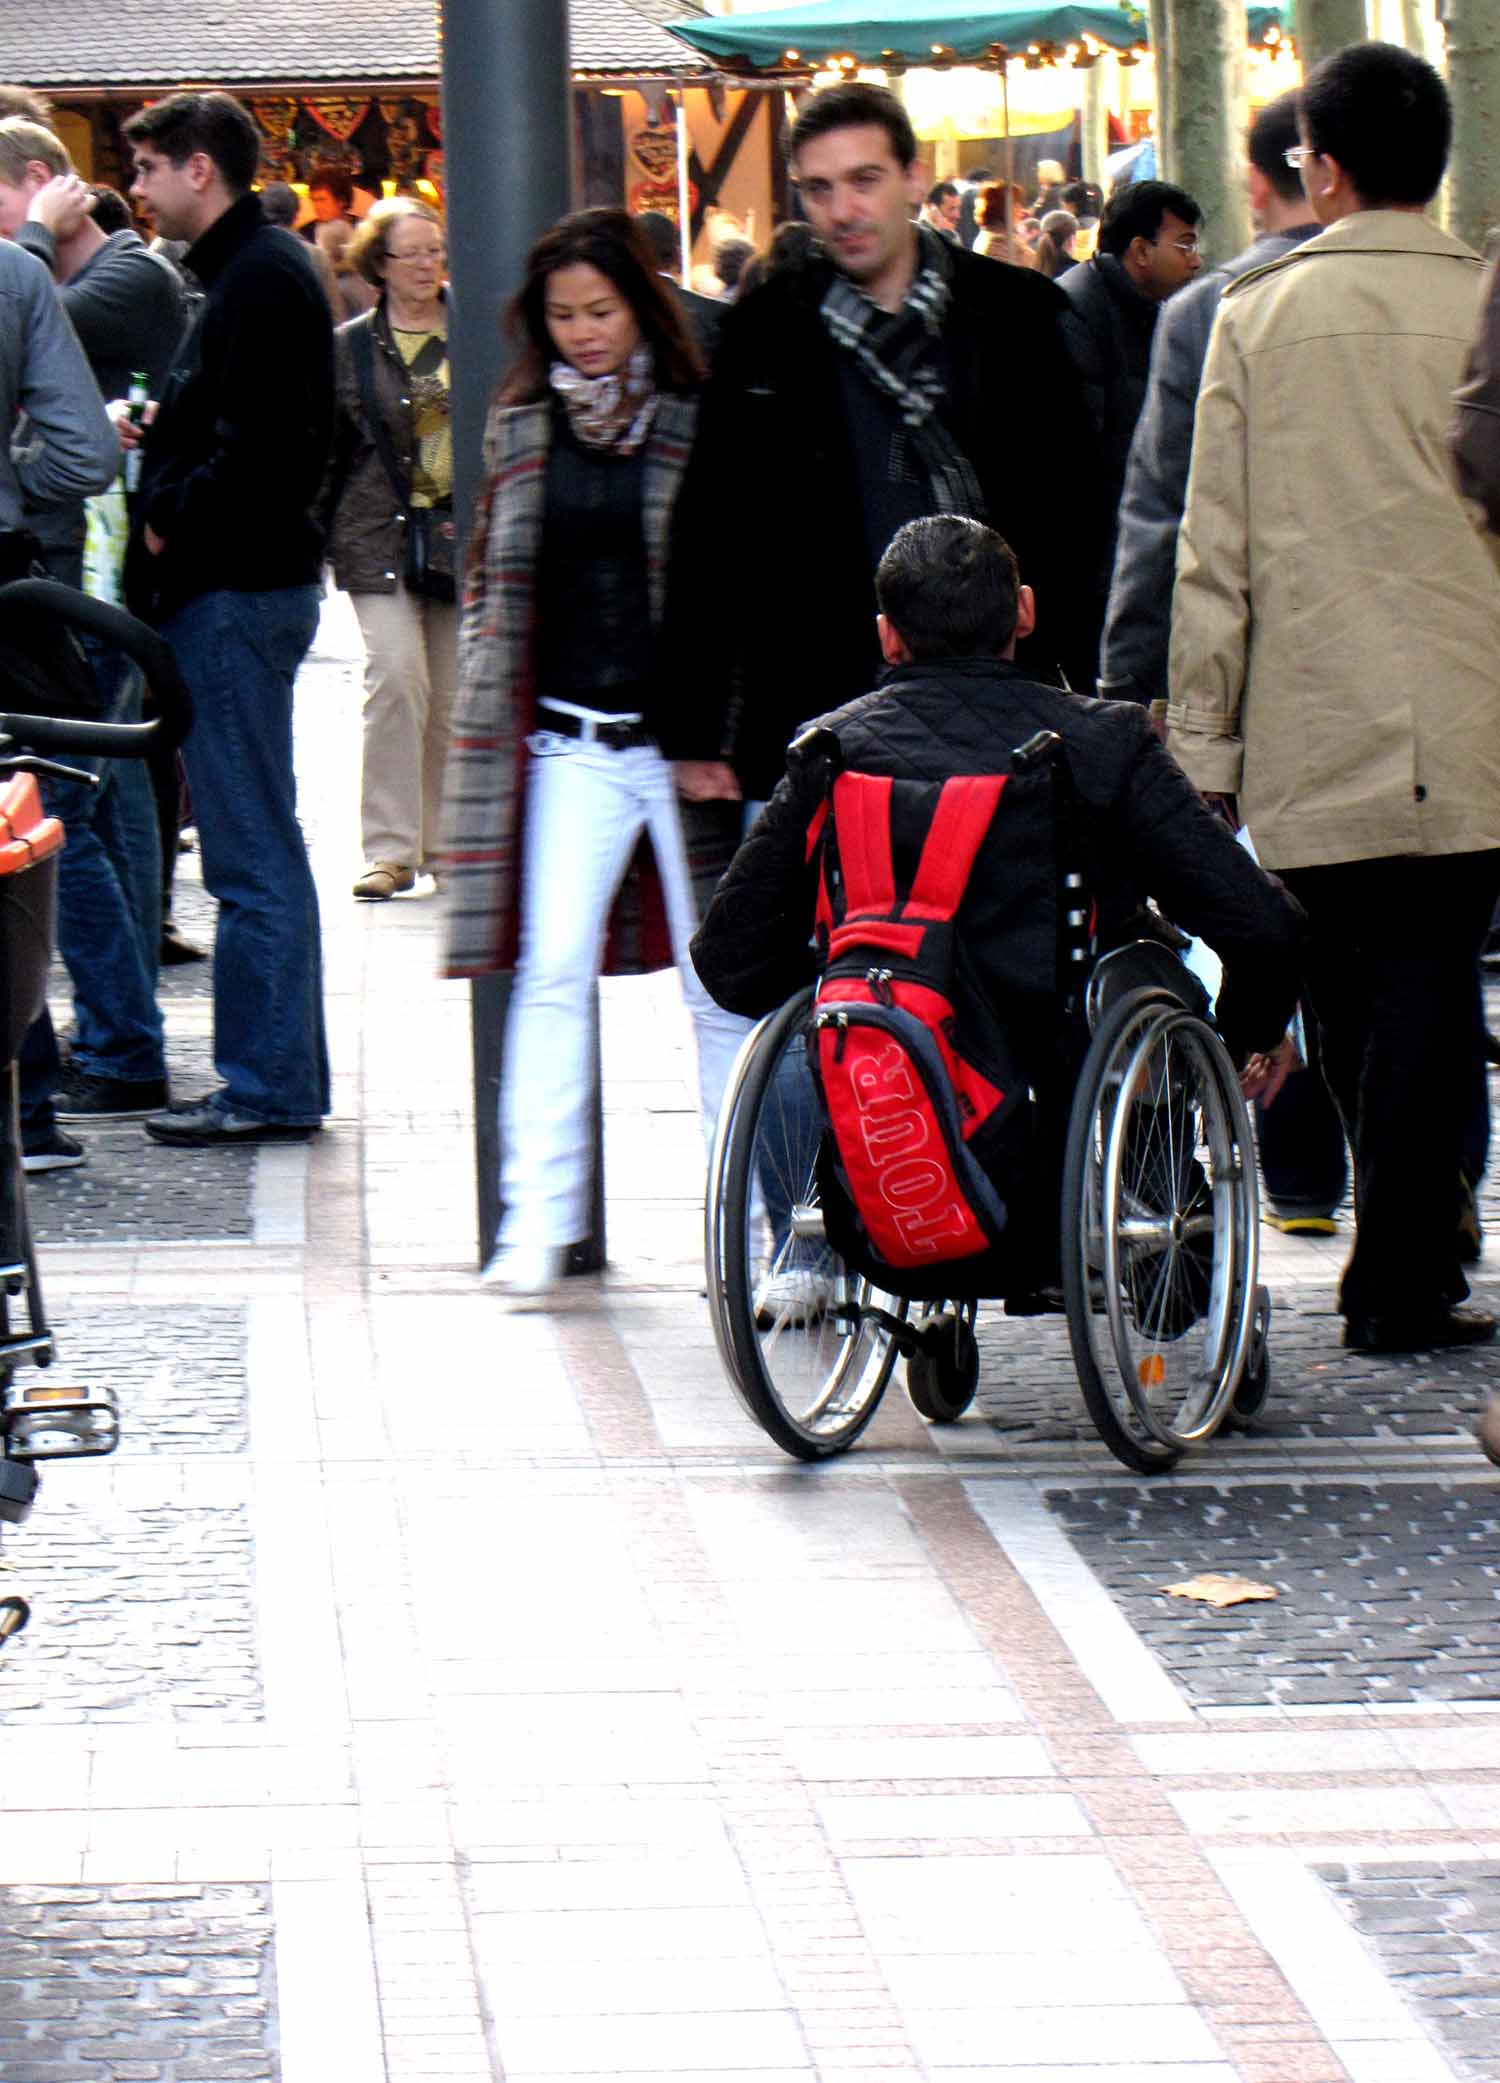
661;80;1101;817
1169;43;1500;1357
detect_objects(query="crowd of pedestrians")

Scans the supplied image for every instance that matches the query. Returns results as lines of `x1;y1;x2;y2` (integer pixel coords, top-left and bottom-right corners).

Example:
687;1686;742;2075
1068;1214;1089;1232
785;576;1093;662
2;52;1500;1434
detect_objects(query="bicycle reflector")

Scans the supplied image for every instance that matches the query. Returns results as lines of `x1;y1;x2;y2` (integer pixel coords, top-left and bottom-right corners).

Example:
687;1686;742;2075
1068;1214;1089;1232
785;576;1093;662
3;1381;119;1460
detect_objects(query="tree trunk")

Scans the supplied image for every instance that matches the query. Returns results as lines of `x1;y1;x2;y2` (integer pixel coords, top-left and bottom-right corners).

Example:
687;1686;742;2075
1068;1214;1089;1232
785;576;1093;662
1148;0;1173;179
1446;0;1500;251
1081;55;1112;187
1165;0;1250;260
1297;0;1369;72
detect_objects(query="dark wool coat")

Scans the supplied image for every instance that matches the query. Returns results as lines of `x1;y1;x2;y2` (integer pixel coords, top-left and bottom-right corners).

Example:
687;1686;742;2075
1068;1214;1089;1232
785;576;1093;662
691;658;1305;1069
439;391;737;980
658;244;1108;801
322;293;450;595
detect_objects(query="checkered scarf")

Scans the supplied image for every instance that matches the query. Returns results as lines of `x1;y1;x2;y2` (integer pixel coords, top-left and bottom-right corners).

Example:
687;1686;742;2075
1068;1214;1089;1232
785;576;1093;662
818;225;987;521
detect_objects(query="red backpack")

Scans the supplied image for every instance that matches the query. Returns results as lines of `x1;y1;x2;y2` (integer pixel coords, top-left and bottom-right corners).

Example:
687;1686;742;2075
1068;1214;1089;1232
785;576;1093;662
807;762;1042;1292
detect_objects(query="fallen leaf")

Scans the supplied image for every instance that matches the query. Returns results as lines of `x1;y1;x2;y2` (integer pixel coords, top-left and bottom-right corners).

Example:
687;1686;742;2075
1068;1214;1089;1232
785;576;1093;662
1160;1573;1279;1607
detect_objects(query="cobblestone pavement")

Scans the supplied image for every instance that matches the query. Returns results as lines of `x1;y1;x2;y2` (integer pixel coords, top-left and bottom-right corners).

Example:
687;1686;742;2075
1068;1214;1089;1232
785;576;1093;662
3;594;1500;2083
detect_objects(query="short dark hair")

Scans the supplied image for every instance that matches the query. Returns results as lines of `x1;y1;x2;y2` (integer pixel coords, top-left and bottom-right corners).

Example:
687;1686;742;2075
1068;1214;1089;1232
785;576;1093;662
926;180;958;206
714;235;755;290
634;208;678;271
876;517;1020;662
308;163;355;209
88;184;133;235
123;90;261;194
967;165;994;183
259;180;300;228
789;82;916;171
1098;180;1202;256
1299;39;1450;208
1060;178;1101;221
1247;89;1306;205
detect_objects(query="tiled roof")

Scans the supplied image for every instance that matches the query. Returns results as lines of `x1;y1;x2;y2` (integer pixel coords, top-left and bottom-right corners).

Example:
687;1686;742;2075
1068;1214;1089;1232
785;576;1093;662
1;0;713;89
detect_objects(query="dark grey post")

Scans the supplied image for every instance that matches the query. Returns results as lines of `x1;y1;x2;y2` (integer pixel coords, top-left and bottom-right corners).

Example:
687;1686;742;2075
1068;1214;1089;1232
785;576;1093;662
440;0;601;1271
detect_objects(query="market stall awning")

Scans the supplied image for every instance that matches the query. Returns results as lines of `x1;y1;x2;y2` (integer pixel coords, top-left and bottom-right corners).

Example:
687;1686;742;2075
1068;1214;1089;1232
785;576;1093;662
666;0;1149;72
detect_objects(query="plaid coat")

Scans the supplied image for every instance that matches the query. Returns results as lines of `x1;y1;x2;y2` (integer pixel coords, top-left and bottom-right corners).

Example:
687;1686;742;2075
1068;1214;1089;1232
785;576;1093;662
439;391;737;979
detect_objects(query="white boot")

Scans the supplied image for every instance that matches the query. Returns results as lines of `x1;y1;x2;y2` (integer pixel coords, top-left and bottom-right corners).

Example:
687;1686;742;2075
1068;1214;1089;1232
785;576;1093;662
481;1241;567;1306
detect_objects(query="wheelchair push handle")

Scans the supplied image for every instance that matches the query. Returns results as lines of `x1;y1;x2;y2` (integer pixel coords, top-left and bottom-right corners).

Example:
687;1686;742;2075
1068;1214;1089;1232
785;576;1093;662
0;577;192;751
0;713;158;761
1010;728;1063;774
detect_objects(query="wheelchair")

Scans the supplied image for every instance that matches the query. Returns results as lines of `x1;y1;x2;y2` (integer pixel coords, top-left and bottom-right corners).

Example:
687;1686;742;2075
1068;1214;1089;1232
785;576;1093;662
705;862;1272;1478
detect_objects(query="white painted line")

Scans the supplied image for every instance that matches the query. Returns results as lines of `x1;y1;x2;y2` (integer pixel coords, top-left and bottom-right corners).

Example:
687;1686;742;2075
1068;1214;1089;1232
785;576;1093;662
253;1142;310;1246
273;1876;386;2083
962;1477;1194;1723
1207;1846;1461;2083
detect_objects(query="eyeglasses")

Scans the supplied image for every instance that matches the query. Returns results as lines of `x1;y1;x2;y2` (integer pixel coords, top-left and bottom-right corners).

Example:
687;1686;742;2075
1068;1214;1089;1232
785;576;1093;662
1162;234;1201;254
386;246;446;264
1284;146;1320;169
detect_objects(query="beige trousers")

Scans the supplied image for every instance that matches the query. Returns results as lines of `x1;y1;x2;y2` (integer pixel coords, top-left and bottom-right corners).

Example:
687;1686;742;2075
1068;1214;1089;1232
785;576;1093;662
351;582;458;869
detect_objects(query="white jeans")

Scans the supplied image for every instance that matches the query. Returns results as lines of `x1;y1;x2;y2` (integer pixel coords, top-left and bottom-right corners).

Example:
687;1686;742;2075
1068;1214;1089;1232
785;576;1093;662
498;730;751;1250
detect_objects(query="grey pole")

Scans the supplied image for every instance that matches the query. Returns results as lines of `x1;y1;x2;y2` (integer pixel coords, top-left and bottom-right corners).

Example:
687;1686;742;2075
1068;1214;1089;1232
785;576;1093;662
440;0;602;1273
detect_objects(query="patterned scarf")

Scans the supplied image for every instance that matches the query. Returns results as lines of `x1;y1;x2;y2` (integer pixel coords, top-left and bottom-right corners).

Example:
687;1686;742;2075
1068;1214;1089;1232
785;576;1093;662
549;342;658;454
819;225;987;521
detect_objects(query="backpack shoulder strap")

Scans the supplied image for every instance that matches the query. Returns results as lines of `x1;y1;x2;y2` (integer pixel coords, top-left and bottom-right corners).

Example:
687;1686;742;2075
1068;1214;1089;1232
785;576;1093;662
830;771;896;913
902;774;1007;923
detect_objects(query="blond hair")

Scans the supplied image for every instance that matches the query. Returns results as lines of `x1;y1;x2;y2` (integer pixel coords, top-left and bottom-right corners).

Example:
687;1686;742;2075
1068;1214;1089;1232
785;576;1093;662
0;117;68;187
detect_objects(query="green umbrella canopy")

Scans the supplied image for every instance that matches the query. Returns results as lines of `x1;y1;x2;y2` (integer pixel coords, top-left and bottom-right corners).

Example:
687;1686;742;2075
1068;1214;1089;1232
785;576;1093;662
667;0;1149;72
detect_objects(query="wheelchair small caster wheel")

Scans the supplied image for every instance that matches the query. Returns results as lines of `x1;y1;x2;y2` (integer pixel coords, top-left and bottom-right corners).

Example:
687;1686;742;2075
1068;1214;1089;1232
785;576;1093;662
906;1312;979;1424
1225;1285;1272;1432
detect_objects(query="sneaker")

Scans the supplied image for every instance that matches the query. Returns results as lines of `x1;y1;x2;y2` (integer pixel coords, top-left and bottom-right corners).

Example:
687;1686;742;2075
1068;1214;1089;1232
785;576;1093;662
754;1266;833;1329
23;1126;85;1173
53;1070;169;1121
480;1241;567;1305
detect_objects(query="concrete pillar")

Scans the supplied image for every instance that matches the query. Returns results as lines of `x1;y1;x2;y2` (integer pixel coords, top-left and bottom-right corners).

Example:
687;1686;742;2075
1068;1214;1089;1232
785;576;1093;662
1446;0;1500;250
1165;0;1251;260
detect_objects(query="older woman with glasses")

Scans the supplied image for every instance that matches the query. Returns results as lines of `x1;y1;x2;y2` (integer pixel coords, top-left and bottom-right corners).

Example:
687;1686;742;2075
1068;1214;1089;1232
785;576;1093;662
322;196;454;900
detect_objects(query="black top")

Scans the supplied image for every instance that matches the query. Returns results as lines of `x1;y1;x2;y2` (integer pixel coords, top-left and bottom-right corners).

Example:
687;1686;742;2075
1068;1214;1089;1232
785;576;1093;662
128;193;334;618
691;657;1306;1069
834;354;943;574
534;409;654;714
660;240;1107;797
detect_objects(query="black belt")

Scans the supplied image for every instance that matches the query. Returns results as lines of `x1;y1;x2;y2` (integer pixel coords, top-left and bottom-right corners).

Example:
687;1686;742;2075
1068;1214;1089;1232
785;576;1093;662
536;703;655;751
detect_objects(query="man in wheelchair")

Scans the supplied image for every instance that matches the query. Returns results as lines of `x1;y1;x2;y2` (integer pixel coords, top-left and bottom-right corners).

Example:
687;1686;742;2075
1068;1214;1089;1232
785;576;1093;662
691;516;1308;1307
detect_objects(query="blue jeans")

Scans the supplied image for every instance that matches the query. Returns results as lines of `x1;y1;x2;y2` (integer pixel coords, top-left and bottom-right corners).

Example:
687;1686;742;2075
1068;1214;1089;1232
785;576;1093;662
162;586;328;1124
42;652;165;1085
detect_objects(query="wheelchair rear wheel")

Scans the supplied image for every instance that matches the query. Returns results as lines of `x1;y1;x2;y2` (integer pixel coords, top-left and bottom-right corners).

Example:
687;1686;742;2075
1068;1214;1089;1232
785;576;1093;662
706;990;905;1459
1061;990;1259;1473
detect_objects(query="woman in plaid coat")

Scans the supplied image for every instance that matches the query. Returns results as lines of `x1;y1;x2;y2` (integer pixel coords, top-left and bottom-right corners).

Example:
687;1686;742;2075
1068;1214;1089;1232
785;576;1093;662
440;209;746;1302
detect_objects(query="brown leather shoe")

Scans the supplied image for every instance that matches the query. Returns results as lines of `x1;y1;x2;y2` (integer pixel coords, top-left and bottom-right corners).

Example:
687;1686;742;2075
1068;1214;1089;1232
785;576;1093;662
353;861;416;901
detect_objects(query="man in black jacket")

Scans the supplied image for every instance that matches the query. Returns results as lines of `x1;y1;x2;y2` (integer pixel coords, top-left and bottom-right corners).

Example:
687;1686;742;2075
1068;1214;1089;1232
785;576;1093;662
693;517;1304;1095
1058;177;1202;668
121;90;334;1147
663;82;1104;813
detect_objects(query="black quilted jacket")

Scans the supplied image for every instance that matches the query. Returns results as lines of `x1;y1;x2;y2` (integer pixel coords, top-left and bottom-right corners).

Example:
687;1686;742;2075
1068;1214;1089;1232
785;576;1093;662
691;657;1306;1068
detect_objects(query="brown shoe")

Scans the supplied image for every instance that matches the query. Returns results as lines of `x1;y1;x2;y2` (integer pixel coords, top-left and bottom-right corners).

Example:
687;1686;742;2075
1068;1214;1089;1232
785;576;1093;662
1479;1396;1500;1469
353;861;415;901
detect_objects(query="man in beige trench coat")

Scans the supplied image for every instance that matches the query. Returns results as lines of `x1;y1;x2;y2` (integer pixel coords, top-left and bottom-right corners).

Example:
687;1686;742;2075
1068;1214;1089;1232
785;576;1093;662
1168;41;1500;1356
